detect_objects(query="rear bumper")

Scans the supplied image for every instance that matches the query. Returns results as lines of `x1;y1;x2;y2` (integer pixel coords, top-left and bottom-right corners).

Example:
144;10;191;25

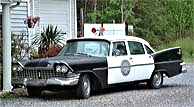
180;62;187;73
12;74;80;88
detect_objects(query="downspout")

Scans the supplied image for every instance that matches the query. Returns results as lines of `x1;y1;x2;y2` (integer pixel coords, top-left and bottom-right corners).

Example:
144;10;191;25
2;2;20;92
74;0;77;39
10;2;20;9
69;0;72;39
2;3;12;92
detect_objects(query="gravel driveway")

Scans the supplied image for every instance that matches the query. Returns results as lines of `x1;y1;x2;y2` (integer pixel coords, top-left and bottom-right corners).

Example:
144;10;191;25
1;63;194;107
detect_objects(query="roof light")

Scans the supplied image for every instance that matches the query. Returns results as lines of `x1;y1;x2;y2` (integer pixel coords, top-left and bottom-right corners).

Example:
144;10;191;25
91;28;96;33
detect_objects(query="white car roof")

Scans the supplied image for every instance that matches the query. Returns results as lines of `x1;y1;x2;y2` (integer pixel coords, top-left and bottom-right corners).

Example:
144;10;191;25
78;36;150;46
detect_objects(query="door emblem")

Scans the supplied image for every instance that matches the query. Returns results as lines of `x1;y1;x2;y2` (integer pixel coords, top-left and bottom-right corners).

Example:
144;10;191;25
121;60;131;76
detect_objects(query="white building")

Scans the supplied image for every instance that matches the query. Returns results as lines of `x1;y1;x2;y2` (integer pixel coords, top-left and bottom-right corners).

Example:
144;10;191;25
0;0;77;46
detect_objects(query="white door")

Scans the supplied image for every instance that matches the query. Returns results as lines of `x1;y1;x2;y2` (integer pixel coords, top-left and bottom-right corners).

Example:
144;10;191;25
107;41;135;84
127;41;155;81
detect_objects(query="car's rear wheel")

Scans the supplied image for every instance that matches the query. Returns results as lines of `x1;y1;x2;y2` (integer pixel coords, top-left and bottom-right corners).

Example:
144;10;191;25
148;71;163;89
76;74;91;99
27;86;42;97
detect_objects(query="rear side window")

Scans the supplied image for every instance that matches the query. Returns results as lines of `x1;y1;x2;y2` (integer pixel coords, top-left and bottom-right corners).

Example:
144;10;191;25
145;45;154;54
128;41;145;55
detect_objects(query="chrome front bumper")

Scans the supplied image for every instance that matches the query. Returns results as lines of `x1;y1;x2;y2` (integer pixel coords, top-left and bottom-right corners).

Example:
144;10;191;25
12;75;80;87
180;62;187;73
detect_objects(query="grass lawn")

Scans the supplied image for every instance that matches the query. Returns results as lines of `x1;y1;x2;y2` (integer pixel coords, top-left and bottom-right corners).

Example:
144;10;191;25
157;37;194;63
183;57;194;63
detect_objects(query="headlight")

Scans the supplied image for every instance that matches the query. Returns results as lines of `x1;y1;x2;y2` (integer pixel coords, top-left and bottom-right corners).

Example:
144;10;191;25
18;66;23;71
56;65;61;72
61;65;68;73
13;66;18;71
56;65;69;73
12;65;23;72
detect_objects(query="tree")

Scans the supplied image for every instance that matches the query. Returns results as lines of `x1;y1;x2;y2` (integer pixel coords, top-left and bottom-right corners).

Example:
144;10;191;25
133;0;170;47
32;25;64;54
86;0;135;24
165;0;194;38
77;0;194;48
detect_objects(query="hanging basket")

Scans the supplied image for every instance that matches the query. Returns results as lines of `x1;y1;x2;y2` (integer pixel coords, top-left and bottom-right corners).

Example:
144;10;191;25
27;20;32;28
24;16;40;29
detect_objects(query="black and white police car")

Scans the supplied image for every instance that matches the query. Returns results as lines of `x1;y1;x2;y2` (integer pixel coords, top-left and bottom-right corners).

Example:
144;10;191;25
12;36;187;99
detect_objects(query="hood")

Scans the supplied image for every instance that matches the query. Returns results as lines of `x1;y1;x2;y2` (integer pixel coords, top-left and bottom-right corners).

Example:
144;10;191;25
23;55;107;71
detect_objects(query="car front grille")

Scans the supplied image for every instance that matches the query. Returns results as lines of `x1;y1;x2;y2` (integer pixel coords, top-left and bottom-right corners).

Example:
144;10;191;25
16;69;67;79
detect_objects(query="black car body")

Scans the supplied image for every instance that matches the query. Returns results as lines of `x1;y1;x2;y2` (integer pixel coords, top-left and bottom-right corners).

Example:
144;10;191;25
12;36;187;99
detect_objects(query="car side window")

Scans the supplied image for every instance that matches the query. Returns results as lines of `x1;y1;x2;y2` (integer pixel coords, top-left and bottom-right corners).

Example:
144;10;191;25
112;42;127;56
128;41;145;55
145;45;154;54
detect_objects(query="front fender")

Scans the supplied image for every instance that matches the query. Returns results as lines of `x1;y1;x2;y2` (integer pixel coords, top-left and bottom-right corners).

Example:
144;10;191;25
78;70;104;90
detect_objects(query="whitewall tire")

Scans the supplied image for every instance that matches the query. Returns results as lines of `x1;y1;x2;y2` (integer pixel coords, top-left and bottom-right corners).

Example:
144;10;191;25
76;74;91;99
148;71;163;89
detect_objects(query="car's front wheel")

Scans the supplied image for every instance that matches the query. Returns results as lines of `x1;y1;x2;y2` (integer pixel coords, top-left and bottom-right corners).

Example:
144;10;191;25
76;74;91;99
148;71;163;89
27;86;42;97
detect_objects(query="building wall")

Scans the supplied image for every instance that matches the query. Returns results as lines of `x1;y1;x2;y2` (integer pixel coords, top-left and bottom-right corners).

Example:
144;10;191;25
0;2;29;60
11;2;28;34
71;0;77;39
0;2;29;43
0;0;77;58
32;0;77;43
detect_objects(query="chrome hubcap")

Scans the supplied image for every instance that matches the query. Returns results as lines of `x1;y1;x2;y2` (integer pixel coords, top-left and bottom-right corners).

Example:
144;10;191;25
153;72;162;86
83;78;90;95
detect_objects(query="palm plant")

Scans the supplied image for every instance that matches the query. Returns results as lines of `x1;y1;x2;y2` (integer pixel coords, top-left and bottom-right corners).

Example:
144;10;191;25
32;25;65;54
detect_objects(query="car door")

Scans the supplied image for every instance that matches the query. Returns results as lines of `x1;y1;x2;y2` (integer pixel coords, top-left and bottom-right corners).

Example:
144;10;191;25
107;41;135;84
127;41;155;81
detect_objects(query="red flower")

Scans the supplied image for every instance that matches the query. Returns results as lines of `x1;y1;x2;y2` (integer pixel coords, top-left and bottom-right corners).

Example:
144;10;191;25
24;16;40;28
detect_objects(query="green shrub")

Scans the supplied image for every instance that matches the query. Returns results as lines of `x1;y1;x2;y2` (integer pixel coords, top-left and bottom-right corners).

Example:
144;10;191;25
12;33;32;61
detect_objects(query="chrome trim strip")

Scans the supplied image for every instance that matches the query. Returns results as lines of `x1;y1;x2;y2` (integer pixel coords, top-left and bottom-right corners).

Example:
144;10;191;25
154;60;182;65
93;60;183;71
17;61;24;68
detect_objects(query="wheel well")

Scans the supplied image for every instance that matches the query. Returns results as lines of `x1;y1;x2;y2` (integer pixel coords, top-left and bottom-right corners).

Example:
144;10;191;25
80;72;102;90
160;71;169;77
153;70;169;77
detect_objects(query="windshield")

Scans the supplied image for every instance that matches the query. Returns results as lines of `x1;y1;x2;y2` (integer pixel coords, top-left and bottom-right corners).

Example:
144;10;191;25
59;40;110;57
